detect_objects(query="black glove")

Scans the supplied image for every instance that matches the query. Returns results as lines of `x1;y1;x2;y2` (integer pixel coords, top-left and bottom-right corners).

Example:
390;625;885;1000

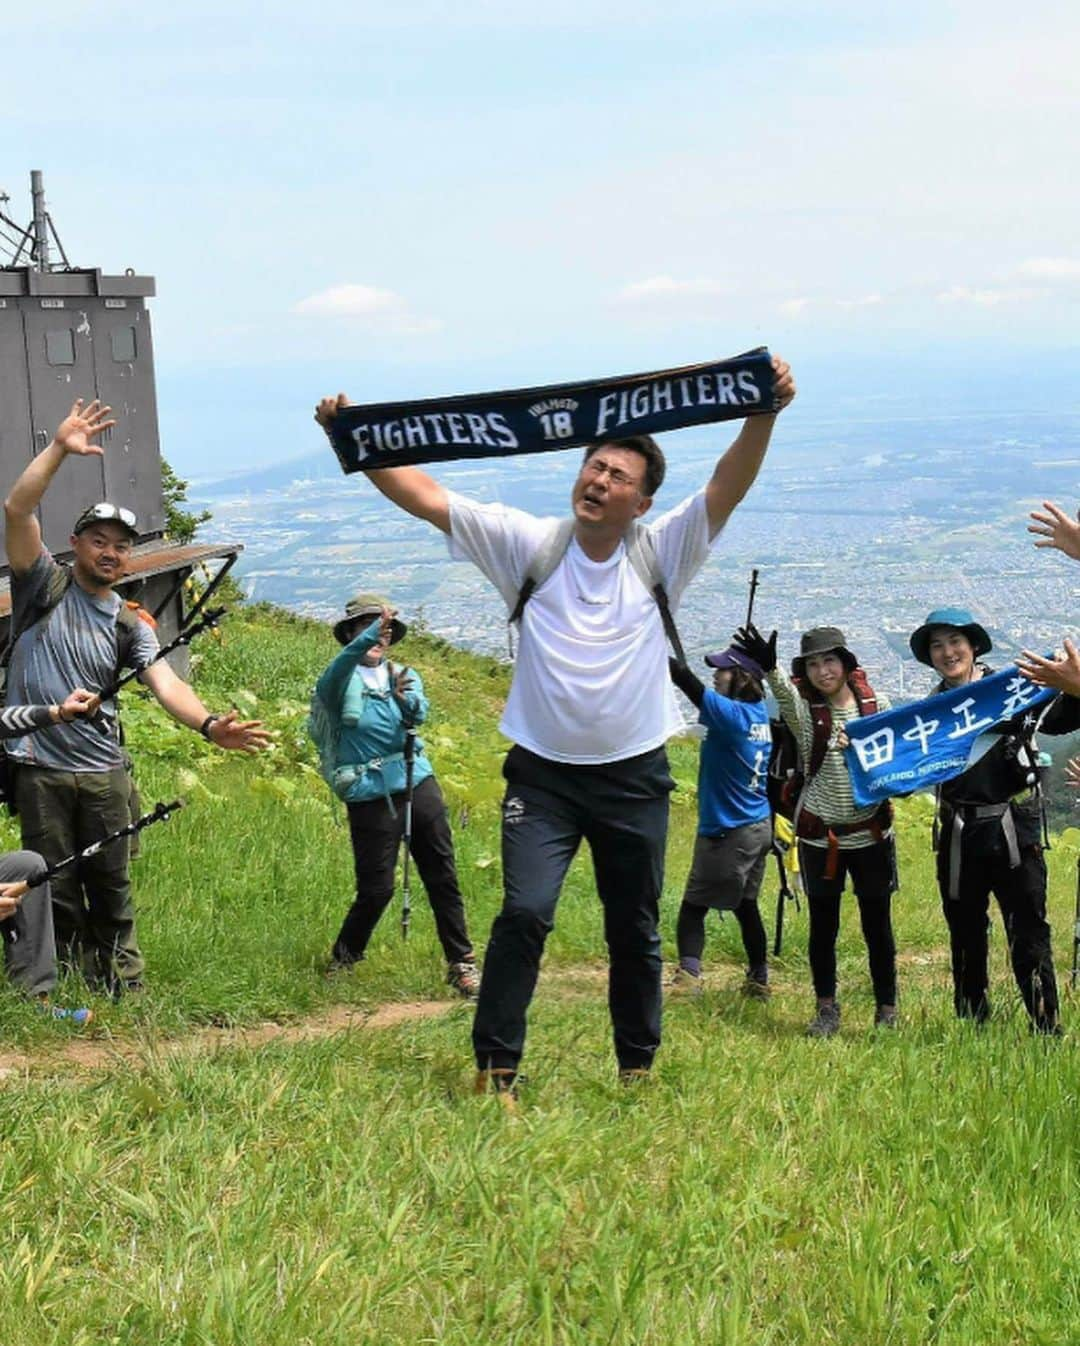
731;622;778;673
668;656;705;709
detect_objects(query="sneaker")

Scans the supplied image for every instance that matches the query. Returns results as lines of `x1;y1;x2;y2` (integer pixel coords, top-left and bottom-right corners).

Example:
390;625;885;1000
667;967;703;997
874;1004;898;1029
741;976;772;1001
448;961;480;999
805;1001;841;1038
474;1067;518;1111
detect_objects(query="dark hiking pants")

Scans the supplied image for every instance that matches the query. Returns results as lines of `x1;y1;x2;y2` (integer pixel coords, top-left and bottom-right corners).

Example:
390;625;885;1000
800;837;897;1006
14;765;143;990
473;745;673;1074
335;775;472;965
936;829;1058;1030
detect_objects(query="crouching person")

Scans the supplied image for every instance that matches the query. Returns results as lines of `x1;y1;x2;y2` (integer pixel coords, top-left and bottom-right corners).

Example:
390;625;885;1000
913;608;1080;1033
735;624;898;1035
668;646;773;997
312;595;478;996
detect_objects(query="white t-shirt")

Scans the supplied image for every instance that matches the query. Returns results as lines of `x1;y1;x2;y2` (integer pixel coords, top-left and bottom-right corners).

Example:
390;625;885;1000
447;488;716;764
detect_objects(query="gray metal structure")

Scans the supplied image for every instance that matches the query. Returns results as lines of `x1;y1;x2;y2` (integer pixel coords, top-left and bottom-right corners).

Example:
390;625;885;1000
0;172;238;670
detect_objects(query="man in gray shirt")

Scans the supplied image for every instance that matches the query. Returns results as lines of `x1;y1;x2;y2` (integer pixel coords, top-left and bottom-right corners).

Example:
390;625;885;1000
4;397;271;994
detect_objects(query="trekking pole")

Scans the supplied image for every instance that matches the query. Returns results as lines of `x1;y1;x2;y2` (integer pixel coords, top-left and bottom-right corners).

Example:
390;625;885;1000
401;728;416;940
1072;853;1080;990
745;568;760;629
2;800;184;944
89;607;228;736
772;843;794;956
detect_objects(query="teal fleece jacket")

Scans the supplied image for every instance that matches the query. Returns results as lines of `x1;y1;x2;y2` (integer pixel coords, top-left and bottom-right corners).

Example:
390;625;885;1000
314;617;432;804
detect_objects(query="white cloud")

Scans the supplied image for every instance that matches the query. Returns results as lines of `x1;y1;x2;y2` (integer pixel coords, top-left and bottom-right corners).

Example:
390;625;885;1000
293;283;441;334
618;275;732;303
936;285;1039;306
778;298;811;318
1015;257;1080;281
836;293;883;309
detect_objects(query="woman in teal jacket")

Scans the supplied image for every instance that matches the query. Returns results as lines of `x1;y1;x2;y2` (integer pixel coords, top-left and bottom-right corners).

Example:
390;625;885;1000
316;594;478;995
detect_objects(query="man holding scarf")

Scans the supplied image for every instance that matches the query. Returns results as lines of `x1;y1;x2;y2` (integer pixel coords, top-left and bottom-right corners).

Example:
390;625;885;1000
316;355;795;1097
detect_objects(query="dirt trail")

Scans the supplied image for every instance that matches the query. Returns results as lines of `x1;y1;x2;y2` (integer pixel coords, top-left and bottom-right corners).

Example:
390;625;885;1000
0;967;612;1084
0;954;954;1084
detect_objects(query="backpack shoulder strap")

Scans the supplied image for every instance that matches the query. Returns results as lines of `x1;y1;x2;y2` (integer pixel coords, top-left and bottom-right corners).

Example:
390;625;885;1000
508;518;576;623
624;522;688;667
2;564;75;672
806;700;833;779
114;601;157;673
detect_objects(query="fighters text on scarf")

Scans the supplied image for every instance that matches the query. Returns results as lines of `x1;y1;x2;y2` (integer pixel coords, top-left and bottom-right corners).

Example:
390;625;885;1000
326;348;776;473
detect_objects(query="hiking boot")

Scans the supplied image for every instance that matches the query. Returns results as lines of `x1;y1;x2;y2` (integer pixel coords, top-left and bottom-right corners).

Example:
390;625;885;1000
618;1067;651;1086
805;1001;841;1038
741;975;771;1001
474;1067;518;1112
667;967;703;997
874;1004;898;1029
448;961;480;999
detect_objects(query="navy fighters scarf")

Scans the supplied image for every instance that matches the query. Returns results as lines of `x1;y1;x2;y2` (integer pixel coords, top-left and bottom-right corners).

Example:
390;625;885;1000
325;348;776;473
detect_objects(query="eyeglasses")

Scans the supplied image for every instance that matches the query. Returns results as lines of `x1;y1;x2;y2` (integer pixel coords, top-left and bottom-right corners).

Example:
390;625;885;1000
582;458;642;490
74;502;137;532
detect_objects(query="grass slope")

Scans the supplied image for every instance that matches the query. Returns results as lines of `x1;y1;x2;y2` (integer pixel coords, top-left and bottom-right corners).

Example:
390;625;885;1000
1;604;1078;1344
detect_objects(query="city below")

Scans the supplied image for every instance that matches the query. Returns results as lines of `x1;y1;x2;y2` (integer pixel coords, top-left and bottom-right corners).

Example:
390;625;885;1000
192;405;1080;707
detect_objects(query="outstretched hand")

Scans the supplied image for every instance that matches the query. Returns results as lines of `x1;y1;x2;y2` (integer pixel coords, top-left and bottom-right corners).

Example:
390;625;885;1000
53;398;116;457
208;709;273;753
1017;640;1080;698
732;622;778;673
1028;501;1080;562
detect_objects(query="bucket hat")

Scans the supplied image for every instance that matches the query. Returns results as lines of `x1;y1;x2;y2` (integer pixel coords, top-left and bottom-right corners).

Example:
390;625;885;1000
909;607;991;666
791;626;857;679
333;592;407;647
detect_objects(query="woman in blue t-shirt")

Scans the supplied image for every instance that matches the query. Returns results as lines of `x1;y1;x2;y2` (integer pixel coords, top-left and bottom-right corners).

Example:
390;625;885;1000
668;646;773;996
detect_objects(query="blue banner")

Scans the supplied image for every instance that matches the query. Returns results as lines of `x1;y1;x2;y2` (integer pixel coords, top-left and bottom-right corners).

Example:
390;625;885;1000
843;666;1054;806
325;348;776;473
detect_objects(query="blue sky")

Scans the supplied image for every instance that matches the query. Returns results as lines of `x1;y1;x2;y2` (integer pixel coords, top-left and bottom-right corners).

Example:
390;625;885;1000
3;1;1078;475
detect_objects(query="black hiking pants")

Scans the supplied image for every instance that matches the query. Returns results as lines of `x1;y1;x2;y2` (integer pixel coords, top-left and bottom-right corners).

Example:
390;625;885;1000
936;826;1058;1030
334;775;473;965
676;899;768;975
472;745;673;1074
800;837;897;1006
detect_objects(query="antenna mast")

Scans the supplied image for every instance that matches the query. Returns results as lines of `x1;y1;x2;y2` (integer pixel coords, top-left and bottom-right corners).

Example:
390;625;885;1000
0;170;72;270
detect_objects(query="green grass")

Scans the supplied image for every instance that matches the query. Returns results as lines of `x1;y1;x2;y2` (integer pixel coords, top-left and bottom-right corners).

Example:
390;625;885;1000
1;603;1079;1344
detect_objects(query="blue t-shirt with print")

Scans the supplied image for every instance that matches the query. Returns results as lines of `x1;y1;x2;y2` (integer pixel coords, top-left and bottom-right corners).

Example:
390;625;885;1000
696;689;772;834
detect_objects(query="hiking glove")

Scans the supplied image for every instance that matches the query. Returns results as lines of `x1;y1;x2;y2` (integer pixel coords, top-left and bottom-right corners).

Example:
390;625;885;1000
732;623;778;673
668;657;705;709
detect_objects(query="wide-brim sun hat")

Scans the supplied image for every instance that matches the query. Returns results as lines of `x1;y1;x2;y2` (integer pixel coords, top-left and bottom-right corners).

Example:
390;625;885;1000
705;646;764;680
791;625;857;679
333;592;407;646
909;607;991;666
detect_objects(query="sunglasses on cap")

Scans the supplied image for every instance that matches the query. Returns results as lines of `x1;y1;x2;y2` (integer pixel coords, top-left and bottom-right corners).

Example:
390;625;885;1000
74;502;138;534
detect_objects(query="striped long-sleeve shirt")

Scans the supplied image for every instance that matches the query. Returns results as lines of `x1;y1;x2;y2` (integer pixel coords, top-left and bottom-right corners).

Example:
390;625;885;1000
0;704;61;742
768;665;891;850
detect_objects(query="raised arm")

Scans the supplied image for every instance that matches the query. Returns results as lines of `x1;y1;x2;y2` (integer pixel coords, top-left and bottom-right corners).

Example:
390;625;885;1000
704;356;795;537
4;398;116;573
315;393;451;534
1028;501;1080;561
